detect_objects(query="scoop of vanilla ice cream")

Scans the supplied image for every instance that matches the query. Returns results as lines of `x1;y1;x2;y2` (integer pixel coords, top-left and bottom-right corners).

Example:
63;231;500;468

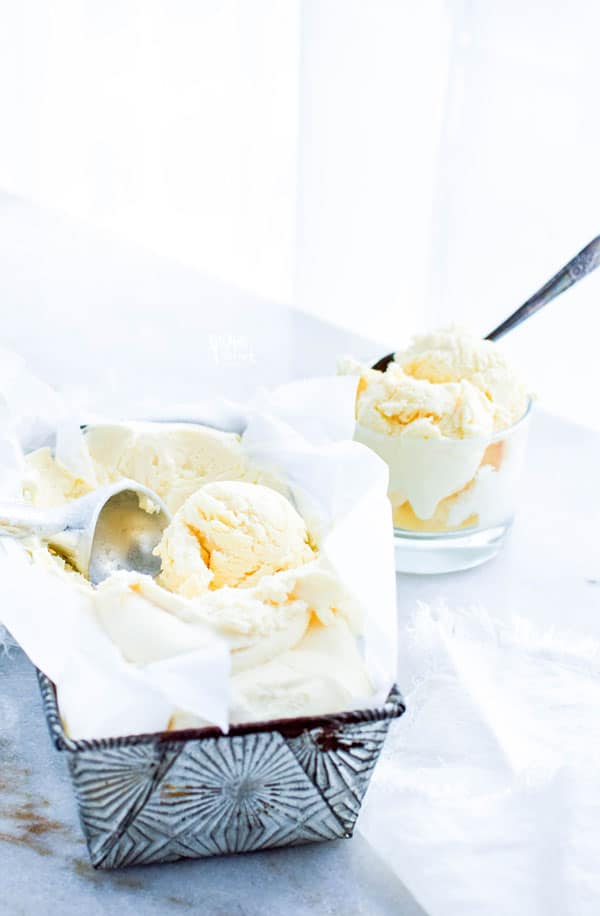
94;571;216;664
23;422;286;514
155;480;315;597
86;422;277;514
94;569;312;671
349;361;496;439
340;328;530;522
93;561;363;680
396;328;528;431
180;562;363;672
341;328;527;440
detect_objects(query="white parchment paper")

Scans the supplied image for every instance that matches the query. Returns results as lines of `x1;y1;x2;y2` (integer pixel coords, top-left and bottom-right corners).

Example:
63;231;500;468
0;354;396;739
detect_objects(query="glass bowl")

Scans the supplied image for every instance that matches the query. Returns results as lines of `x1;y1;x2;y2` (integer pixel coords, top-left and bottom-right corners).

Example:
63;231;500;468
355;400;533;574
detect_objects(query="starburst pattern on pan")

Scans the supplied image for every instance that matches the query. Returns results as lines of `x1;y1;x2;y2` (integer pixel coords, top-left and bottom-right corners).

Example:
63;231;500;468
100;732;344;867
287;720;391;833
69;742;181;865
38;671;404;868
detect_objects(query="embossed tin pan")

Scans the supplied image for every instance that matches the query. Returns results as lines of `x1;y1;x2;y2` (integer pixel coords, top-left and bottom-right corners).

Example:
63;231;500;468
37;671;404;869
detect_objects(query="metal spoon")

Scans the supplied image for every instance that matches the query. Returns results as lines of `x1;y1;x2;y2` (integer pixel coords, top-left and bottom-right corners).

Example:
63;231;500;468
0;481;171;585
372;235;600;372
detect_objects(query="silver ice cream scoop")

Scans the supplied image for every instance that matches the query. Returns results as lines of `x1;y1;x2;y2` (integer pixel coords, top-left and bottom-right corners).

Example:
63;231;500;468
0;481;171;584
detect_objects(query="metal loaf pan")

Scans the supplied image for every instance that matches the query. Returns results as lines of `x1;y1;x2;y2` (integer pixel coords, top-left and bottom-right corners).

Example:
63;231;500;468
37;672;404;869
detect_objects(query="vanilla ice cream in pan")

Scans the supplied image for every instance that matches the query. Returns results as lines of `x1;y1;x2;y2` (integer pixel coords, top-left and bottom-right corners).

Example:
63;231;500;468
4;395;402;868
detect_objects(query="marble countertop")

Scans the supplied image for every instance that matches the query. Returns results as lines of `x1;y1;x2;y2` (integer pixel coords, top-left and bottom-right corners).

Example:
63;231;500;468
0;196;598;915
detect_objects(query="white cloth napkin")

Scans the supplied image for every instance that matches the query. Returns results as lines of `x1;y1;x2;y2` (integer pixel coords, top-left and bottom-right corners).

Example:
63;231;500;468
359;601;600;916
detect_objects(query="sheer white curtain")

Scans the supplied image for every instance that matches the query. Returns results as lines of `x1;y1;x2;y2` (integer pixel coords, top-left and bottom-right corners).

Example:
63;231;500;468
0;0;300;302
427;0;600;429
295;0;451;344
0;1;598;426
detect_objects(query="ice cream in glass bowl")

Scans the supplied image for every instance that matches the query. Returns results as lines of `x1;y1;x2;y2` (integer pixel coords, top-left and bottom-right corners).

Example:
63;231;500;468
340;328;532;573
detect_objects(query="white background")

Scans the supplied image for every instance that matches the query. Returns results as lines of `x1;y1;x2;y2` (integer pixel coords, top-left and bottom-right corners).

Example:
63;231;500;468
0;0;599;428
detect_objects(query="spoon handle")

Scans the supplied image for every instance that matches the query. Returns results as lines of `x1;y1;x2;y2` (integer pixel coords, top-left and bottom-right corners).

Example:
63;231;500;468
486;235;600;341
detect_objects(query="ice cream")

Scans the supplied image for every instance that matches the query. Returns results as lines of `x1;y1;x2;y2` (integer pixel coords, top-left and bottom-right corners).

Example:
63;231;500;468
23;422;285;514
23;422;371;729
155;481;315;597
23;446;92;508
92;506;365;720
170;616;372;727
86;422;288;513
95;543;362;671
340;328;531;531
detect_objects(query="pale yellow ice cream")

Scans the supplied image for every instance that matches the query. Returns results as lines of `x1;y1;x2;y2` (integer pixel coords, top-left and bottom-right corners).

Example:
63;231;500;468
86;422;284;513
340;328;530;528
23;422;285;513
95;557;361;674
93;542;365;720
155;481;315;597
23;423;371;728
342;327;528;440
23;447;92;508
170;617;372;727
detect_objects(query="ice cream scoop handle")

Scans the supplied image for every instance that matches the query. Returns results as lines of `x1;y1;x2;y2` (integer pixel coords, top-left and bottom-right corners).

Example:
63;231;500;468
0;504;69;538
486;235;600;341
372;235;600;372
